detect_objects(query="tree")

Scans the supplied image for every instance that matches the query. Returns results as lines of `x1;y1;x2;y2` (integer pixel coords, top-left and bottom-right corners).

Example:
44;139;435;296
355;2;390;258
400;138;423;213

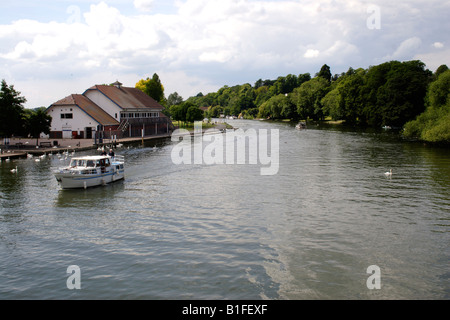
258;94;296;120
167;92;183;107
186;106;204;123
336;69;366;125
291;77;330;120
434;64;449;80
171;101;199;126
24;107;52;146
298;73;312;86
0;79;26;138
317;64;332;83
404;69;450;143
376;60;431;127
136;73;165;104
321;88;342;120
427;68;450;107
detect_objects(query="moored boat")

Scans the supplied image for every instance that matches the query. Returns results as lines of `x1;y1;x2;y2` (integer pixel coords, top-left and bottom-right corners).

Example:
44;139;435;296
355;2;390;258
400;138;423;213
54;155;125;189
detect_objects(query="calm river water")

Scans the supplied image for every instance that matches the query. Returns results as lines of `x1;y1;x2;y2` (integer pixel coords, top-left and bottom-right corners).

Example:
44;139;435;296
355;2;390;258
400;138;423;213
0;120;449;299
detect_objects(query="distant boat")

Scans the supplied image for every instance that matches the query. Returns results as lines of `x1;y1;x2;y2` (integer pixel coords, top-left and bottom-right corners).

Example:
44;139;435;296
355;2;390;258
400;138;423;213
54;155;125;189
296;122;307;130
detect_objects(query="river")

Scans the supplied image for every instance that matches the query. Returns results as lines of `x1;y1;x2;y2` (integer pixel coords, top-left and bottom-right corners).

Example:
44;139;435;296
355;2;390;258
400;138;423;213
0;119;449;299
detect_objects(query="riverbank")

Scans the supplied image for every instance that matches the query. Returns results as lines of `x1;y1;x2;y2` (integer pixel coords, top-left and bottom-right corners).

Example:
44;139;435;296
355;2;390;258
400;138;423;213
0;122;235;160
0;133;171;160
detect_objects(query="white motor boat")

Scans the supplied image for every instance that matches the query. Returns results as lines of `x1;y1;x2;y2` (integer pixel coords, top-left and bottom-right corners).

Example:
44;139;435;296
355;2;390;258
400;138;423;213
55;155;125;189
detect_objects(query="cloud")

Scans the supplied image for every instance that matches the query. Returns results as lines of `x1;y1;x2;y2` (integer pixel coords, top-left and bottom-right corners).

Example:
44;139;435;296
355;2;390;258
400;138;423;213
386;37;422;60
304;49;320;59
0;0;449;108
415;48;450;72
433;42;444;49
134;0;155;12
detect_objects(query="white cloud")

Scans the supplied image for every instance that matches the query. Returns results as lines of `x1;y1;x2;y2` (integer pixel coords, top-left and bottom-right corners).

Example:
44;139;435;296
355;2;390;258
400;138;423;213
304;49;320;59
433;42;444;49
134;0;155;12
386;37;422;60
415;48;450;72
0;0;449;108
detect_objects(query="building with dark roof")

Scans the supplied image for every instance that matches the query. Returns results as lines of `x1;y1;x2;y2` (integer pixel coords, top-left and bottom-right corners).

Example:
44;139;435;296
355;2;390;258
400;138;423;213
47;81;172;139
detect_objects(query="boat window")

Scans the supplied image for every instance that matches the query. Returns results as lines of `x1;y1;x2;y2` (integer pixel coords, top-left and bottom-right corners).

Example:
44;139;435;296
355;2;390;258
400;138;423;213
87;160;95;167
70;160;77;167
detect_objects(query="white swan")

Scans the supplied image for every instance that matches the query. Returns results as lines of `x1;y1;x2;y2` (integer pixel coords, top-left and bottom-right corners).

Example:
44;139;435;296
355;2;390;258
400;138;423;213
11;166;18;173
384;169;392;177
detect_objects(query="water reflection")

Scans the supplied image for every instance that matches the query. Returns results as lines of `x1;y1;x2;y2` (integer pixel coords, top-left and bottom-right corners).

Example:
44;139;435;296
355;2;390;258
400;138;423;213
55;181;125;208
1;120;449;299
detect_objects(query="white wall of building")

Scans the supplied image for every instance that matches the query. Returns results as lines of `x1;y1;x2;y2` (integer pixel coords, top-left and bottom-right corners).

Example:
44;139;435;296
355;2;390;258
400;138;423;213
47;105;99;137
84;90;122;121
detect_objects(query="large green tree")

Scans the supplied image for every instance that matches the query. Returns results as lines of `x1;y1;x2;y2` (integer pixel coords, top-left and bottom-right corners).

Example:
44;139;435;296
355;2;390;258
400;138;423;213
136;73;165;105
0;79;26;138
186;105;204;123
24;107;52;145
167;92;183;107
336;68;366;125
291;77;330;120
404;69;450;143
375;60;431;127
317;64;332;83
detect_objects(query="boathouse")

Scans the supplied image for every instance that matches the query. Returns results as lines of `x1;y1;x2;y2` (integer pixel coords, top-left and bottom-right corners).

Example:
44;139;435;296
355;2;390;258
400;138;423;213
47;81;172;139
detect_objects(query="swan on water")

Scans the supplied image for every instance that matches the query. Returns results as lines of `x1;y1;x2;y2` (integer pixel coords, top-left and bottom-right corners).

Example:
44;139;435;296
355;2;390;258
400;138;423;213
11;166;17;173
384;169;392;177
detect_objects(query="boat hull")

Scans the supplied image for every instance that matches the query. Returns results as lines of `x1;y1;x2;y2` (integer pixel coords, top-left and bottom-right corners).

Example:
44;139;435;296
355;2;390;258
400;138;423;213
55;157;125;189
55;170;125;189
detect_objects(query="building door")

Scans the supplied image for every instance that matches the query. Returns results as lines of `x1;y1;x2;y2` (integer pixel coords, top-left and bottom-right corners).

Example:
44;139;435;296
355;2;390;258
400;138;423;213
62;126;72;139
85;127;93;139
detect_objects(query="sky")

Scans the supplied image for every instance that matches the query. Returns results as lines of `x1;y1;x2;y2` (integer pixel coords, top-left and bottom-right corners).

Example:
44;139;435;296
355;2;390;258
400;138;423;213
0;0;449;108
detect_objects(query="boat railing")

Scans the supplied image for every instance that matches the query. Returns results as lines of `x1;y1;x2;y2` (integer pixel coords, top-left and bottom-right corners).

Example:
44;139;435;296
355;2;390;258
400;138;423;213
111;155;125;163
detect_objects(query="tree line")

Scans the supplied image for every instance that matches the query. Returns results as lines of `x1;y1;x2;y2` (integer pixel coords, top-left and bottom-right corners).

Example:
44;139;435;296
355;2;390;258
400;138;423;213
403;66;450;143
160;60;449;143
2;60;447;144
0;80;52;144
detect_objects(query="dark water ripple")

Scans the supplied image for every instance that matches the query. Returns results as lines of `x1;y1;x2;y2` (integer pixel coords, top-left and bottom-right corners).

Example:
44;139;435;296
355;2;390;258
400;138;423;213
1;120;449;299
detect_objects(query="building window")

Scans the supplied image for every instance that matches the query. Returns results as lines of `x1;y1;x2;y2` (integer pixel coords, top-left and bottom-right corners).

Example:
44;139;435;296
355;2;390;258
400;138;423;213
61;113;73;119
115;113;118;119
